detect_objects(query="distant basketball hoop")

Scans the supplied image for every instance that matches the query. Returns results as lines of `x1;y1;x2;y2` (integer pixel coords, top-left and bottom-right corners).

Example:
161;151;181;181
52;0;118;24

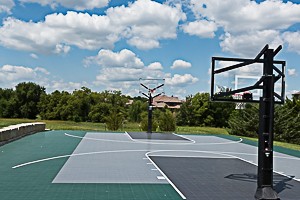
139;78;165;133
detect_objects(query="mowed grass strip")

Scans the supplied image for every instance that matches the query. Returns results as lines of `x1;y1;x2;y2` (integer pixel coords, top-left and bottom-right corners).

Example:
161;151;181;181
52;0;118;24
1;118;300;151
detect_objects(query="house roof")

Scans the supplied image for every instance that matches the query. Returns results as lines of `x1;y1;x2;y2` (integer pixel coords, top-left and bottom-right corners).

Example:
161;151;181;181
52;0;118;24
153;95;182;103
292;91;300;95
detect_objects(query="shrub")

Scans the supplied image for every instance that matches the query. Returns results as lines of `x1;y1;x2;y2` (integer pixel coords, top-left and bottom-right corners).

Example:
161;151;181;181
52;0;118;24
106;110;124;131
158;110;176;132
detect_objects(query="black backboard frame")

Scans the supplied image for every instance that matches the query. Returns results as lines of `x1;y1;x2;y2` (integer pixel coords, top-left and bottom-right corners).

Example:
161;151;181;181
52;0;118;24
211;46;285;104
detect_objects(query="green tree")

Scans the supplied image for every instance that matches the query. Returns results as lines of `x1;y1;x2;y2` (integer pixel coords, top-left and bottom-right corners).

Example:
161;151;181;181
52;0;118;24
68;87;92;121
128;100;146;122
274;98;300;144
228;104;259;137
176;95;196;126
228;97;300;145
15;82;45;119
0;88;15;118
177;93;234;127
209;101;235;127
89;102;111;122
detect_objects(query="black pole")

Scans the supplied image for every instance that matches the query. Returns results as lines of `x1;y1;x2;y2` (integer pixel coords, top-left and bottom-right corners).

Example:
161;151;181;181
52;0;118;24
255;49;279;200
147;93;153;133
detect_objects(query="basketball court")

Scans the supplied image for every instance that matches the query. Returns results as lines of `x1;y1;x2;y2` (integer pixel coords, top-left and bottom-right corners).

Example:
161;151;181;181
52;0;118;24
1;130;300;200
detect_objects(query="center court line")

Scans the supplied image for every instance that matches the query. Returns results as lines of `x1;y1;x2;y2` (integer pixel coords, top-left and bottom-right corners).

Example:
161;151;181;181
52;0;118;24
12;146;300;170
12;149;149;169
12;149;233;169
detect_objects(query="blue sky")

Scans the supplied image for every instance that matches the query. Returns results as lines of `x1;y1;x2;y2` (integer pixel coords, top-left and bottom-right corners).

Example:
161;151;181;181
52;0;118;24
0;0;299;98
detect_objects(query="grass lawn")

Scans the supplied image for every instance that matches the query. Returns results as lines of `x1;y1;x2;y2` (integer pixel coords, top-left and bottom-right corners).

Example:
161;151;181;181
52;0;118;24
1;118;299;151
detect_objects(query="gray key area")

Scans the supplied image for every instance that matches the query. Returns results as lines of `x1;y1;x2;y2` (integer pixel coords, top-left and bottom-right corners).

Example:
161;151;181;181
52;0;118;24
52;132;168;183
127;131;189;140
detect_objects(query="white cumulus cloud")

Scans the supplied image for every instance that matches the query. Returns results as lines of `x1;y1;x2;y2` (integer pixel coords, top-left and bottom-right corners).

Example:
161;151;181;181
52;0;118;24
283;31;300;55
190;0;300;33
171;59;192;69
187;0;300;56
165;74;198;87
19;0;109;10
182;20;217;38
0;0;15;13
220;30;283;57
86;48;198;95
287;68;297;76
48;80;89;92
0;65;35;81
85;49;144;69
0;0;186;53
0;65;50;88
30;53;39;59
148;62;163;70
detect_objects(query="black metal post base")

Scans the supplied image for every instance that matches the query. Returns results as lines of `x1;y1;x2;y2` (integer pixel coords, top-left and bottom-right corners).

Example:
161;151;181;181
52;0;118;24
255;187;280;200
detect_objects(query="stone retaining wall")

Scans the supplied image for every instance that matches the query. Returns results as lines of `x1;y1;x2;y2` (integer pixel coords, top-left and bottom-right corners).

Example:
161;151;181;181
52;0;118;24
0;122;46;143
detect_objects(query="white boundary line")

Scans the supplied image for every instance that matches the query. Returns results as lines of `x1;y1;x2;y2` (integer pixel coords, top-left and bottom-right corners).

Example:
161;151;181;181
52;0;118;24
192;138;243;146
146;150;235;158
67;132;243;146
172;132;195;142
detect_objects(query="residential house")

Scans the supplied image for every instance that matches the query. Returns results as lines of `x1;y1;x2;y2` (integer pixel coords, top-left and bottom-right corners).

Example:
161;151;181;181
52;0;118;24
152;95;183;109
292;91;300;100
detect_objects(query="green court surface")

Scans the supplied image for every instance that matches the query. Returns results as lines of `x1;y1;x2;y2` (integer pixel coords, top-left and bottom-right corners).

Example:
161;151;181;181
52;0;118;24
0;131;181;200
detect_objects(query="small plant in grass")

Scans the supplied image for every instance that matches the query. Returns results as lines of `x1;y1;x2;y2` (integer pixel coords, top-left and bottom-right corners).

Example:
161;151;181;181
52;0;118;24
105;109;124;131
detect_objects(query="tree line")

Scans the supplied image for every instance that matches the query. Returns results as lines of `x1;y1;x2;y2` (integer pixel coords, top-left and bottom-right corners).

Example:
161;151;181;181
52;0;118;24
0;82;299;144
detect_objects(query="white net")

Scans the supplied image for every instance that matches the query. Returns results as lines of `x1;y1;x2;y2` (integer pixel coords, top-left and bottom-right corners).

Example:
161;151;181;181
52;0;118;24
233;93;246;109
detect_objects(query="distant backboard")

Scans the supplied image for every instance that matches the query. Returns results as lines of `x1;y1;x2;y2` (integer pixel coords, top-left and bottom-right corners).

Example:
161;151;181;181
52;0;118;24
139;78;165;97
